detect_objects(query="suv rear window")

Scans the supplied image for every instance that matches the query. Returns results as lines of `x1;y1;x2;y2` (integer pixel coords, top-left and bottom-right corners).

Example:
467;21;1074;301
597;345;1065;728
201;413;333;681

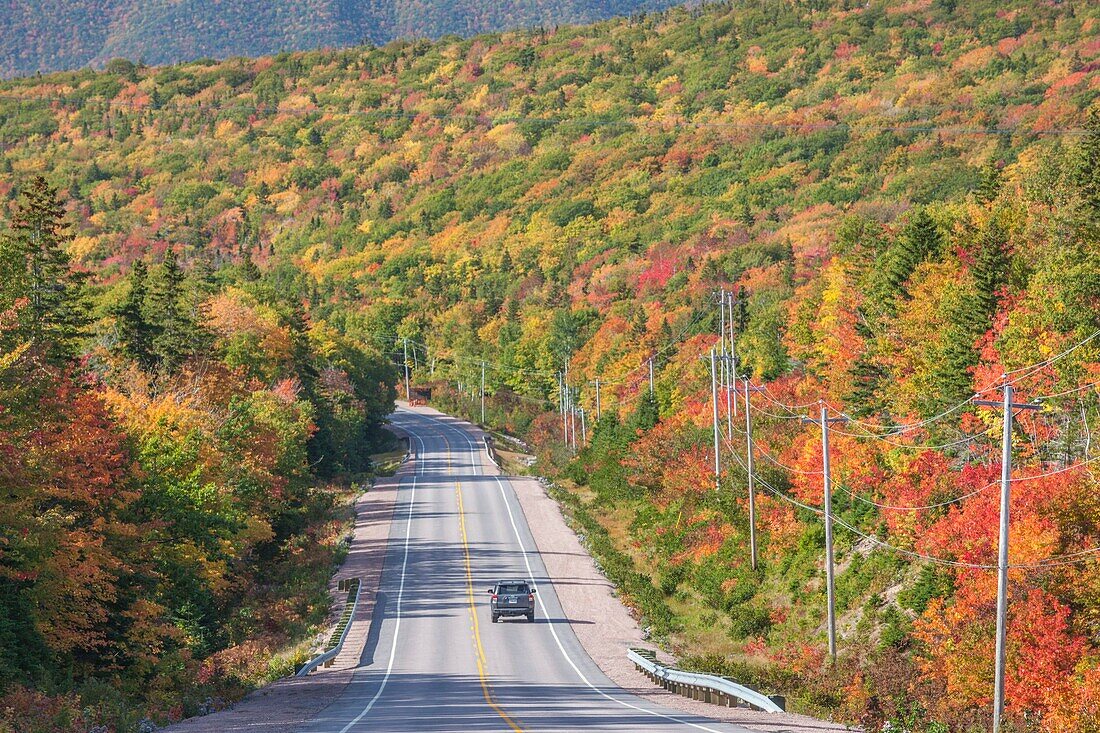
497;584;529;594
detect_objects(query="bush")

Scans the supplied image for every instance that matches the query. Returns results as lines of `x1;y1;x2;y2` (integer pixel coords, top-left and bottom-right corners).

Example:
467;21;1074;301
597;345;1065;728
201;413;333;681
727;604;772;639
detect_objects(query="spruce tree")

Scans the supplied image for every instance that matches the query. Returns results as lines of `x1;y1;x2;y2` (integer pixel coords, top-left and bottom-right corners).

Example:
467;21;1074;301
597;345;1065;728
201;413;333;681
1075;107;1100;219
976;160;1001;204
0;176;88;363
629;388;661;433
967;218;1010;326
872;207;942;313
114;259;156;369
148;248;195;369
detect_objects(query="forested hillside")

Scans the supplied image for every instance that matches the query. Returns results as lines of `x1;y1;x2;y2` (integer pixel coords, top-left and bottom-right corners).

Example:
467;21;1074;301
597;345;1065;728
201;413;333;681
0;0;684;78
1;0;1099;730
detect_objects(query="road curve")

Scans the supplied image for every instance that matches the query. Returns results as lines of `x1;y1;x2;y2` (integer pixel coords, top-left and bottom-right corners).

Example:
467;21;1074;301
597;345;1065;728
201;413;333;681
298;405;753;733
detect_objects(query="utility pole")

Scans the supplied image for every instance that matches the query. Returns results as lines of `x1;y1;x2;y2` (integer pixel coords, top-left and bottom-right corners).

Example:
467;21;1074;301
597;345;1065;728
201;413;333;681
480;361;486;425
727;290;738;417
975;384;1039;733
570;398;578;453
719;288;727;391
743;378;764;571
402;338;411;402
710;348;720;491
580;407;587;444
595;378;602;421
648;357;655;394
802;403;848;664
559;371;567;442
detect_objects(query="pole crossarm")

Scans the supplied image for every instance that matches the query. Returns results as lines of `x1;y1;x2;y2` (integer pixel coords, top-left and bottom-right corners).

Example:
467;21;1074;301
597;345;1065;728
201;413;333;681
973;400;1041;410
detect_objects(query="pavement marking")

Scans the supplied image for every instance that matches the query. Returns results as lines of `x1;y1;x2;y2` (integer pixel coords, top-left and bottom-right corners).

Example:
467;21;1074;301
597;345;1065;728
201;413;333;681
332;433;423;733
431;415;732;733
451;437;526;733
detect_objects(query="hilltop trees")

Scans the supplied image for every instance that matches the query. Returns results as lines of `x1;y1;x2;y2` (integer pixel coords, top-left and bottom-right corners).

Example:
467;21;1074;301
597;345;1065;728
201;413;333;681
0;177;88;363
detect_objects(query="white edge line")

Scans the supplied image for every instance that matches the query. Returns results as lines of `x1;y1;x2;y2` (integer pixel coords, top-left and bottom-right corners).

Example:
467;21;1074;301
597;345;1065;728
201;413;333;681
334;431;422;733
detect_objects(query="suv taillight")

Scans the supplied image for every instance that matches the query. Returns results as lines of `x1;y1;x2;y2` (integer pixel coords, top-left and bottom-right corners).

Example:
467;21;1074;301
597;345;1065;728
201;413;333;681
528;594;534;602
491;595;498;601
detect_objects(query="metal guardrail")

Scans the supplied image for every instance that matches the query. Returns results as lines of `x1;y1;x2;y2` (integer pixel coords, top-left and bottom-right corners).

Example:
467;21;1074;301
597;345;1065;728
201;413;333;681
627;649;785;713
484;435;501;468
297;577;362;676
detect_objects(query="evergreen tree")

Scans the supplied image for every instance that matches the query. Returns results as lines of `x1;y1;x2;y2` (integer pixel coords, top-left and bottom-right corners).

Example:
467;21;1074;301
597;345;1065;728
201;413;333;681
0;176;88;363
976;160;1001;204
734;285;748;332
147;248;195;369
872;207;942;313
1075;107;1100;220
240;253;261;282
629;388;660;433
114;260;156;369
966;218;1010;326
930;218;1010;415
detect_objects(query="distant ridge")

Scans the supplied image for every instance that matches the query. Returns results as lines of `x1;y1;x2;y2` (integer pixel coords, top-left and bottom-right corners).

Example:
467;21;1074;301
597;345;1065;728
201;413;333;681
0;0;687;78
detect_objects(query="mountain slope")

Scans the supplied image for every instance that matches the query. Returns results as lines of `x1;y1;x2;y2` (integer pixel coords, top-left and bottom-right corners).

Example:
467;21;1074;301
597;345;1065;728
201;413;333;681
1;0;1099;730
0;0;685;78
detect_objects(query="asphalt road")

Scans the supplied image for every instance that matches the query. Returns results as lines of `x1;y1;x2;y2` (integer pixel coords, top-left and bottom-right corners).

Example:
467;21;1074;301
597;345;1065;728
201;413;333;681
297;406;752;733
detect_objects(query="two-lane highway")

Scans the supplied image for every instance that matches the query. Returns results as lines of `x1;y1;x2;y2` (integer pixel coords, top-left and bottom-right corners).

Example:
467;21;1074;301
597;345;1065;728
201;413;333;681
300;405;750;732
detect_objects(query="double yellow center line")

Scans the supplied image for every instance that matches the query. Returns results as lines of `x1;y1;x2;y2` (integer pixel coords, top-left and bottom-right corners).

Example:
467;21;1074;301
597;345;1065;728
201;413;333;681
452;445;525;731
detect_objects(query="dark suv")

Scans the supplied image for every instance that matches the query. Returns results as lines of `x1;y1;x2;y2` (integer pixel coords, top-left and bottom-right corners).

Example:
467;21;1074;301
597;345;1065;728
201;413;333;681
488;580;536;622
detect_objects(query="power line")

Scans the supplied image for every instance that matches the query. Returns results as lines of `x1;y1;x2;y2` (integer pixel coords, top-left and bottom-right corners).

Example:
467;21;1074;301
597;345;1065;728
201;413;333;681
726;436;1100;569
1003;329;1100;381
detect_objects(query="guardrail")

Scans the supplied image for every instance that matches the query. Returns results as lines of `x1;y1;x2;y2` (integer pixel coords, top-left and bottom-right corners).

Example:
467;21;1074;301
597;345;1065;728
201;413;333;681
627;649;785;713
484;435;501;468
297;577;362;676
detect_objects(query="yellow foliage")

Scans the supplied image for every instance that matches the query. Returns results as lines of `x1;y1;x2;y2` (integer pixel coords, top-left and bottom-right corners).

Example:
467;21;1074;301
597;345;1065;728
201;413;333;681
67;235;99;261
269;189;301;216
214;119;238;139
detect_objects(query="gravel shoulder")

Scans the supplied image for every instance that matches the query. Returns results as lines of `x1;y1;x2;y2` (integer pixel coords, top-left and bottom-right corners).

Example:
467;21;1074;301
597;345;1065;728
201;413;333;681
161;445;407;733
506;473;858;733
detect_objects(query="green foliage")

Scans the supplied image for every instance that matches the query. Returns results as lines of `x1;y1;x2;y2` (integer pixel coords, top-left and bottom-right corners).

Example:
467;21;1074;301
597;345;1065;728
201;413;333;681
0;177;89;363
898;565;955;615
113;259;155;369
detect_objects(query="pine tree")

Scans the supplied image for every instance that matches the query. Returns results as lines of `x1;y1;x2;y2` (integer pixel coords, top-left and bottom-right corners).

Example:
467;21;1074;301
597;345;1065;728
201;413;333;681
966;218;1010;326
114;260;156;369
240;253;261;282
735;285;748;332
0;176;88;363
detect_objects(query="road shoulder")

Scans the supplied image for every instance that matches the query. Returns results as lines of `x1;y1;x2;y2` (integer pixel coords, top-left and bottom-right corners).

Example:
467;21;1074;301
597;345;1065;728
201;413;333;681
508;474;857;733
161;449;407;732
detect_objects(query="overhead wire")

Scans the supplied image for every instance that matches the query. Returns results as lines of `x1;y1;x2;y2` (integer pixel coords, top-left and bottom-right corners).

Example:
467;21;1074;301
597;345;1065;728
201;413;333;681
724;433;1100;569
